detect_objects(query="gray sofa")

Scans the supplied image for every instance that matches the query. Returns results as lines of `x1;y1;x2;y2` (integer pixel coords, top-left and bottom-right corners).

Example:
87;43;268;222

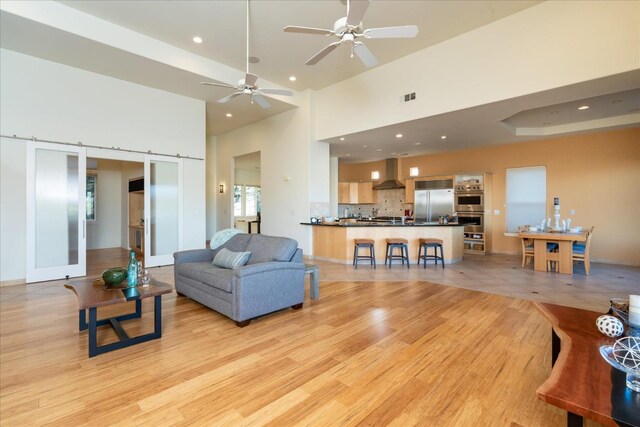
173;233;305;327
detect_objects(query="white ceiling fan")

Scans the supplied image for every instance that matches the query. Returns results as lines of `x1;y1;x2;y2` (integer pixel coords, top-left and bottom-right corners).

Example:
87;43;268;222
201;0;292;108
283;0;418;68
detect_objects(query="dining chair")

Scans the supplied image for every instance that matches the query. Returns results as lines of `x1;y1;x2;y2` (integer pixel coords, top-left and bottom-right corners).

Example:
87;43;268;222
572;226;594;275
518;225;534;267
519;225;559;271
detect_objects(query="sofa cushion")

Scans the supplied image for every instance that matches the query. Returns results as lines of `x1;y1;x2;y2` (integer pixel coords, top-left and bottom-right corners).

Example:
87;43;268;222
245;235;298;265
175;262;235;293
212;248;251;269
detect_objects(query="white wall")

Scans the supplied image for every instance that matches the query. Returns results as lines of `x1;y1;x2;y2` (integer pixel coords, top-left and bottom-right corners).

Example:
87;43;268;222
216;91;326;255
314;0;640;140
205;135;217;240
0;49;206;281
0;137;26;281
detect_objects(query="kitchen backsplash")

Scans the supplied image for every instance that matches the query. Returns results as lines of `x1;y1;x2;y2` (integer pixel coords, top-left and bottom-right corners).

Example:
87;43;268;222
339;189;409;217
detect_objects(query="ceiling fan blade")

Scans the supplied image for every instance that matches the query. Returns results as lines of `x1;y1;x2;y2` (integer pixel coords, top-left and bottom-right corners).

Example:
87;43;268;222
252;94;271;109
201;81;238;90
346;0;370;27
363;25;419;39
260;88;294;96
283;25;334;36
353;42;378;68
244;72;258;88
306;41;342;65
217;92;243;104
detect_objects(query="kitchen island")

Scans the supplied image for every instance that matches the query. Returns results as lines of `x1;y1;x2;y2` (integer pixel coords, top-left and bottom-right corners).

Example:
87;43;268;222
302;222;464;265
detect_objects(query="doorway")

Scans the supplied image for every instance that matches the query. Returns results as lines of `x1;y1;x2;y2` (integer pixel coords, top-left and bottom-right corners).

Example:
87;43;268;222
233;151;261;234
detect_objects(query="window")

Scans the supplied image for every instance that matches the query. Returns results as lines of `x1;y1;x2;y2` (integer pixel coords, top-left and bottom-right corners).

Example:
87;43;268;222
234;184;261;217
505;166;546;233
86;173;97;221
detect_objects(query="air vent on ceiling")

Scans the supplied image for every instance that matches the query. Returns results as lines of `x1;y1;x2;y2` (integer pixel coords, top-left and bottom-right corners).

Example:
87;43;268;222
403;92;416;102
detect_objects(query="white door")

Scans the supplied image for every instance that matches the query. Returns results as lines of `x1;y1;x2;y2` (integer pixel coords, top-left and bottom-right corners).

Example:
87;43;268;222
27;142;86;282
144;155;183;267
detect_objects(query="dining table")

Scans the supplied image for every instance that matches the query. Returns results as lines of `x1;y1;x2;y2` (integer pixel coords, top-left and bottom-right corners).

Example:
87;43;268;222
518;229;588;274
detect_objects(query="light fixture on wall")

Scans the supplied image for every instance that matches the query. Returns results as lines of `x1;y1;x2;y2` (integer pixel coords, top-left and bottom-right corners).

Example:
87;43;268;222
219;184;224;193
409;167;419;177
371;170;380;180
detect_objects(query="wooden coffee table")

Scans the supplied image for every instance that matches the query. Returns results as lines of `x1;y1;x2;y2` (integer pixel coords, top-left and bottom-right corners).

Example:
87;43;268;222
65;279;172;357
535;302;640;427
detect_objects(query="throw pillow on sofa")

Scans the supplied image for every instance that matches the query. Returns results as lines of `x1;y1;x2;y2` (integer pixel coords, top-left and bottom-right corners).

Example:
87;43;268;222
212;248;251;269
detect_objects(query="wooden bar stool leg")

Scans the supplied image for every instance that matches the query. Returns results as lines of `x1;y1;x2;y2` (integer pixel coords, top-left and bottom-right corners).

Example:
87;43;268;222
353;244;357;267
371;245;376;269
439;244;444;269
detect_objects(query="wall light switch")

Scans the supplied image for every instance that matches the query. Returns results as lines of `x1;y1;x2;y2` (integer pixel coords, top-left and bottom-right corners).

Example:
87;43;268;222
570;209;575;215
494;209;500;215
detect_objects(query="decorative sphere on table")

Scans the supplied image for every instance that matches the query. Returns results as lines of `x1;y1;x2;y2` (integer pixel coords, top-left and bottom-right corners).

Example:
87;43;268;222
596;315;624;337
612;336;640;371
101;267;128;286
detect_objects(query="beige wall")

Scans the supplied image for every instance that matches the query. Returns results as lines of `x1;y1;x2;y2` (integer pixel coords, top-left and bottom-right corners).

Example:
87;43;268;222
338;128;640;266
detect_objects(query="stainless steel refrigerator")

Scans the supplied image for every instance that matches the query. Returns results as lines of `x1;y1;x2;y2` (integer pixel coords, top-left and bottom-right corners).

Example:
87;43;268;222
414;180;454;222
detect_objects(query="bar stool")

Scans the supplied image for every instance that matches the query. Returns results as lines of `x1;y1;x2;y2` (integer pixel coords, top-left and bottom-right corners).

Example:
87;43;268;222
417;238;444;269
353;239;376;269
385;238;409;268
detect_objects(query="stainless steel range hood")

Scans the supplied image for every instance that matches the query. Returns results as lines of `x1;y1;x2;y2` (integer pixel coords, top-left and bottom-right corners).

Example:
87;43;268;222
372;158;405;190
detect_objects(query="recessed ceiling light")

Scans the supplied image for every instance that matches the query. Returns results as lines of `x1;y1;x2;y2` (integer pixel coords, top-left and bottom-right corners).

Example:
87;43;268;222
362;145;368;148
441;135;447;139
396;133;403;138
226;113;232;118
289;76;297;82
193;36;203;44
345;153;351;156
414;142;421;145
376;148;382;152
339;137;345;141
248;56;260;64
578;105;589;110
391;152;397;155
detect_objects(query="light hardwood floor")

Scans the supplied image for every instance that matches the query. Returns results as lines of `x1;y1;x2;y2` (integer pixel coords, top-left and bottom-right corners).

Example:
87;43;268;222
2;248;637;426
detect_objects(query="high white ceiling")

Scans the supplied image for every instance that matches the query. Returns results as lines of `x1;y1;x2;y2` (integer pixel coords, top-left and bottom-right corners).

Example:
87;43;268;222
57;0;541;91
1;0;638;163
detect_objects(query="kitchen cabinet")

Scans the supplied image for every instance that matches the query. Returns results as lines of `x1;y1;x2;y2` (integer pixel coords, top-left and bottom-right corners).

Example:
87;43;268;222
338;182;377;204
405;179;415;204
338;182;355;204
357;182;376;203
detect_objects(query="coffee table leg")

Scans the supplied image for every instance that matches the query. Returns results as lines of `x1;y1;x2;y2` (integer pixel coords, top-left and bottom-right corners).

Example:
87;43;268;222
88;307;98;357
567;412;583;427
154;295;162;336
79;310;88;331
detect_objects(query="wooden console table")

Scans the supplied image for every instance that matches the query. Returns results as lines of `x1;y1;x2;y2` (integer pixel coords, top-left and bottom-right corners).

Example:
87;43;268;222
535;303;640;427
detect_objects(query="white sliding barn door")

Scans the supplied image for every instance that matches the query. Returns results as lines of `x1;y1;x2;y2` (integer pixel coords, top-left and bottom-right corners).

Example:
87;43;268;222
144;155;183;267
27;142;86;283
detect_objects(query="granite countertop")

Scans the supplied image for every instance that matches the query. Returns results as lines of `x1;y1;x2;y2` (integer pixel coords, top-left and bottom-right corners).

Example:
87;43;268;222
300;221;464;227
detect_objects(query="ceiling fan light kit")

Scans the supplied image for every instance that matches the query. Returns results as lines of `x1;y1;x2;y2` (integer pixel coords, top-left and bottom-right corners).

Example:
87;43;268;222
284;0;418;68
200;0;293;109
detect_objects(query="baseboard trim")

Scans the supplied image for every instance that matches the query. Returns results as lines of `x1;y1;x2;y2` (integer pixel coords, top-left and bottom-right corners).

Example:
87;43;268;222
0;279;26;287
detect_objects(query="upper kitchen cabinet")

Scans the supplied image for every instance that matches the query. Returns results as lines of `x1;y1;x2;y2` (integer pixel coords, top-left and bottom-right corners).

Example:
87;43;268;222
405;179;415;204
338;182;377;204
357;182;377;204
